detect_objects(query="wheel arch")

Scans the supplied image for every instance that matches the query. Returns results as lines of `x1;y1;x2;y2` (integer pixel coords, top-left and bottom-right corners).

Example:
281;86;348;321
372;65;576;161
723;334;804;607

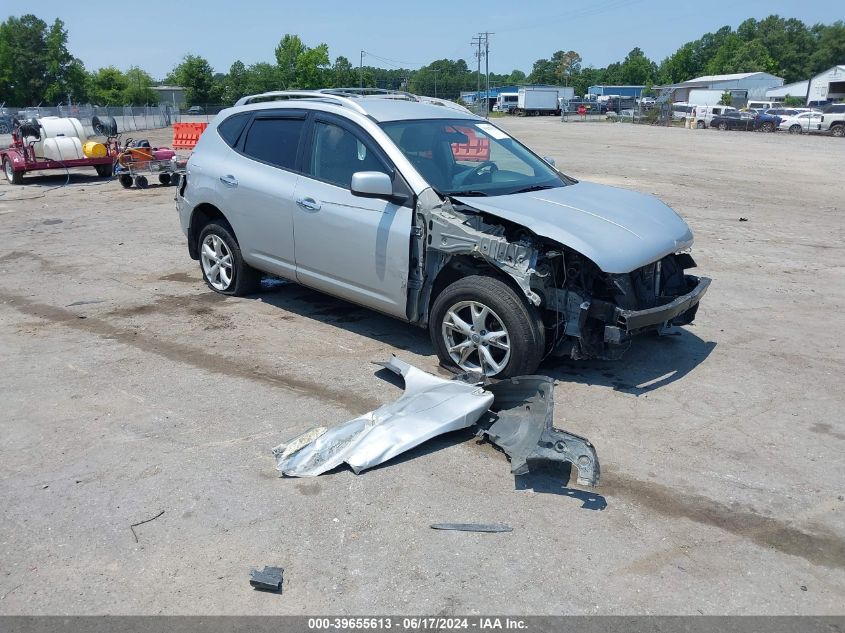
187;203;234;260
424;255;533;327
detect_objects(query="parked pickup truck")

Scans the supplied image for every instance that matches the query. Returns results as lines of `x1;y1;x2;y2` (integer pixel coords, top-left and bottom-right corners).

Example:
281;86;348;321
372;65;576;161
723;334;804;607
175;89;710;377
817;103;845;136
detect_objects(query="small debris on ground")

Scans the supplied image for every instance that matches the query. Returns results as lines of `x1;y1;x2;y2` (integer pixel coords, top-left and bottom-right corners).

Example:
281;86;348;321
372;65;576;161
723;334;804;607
430;523;513;533
739;217;749;222
250;566;284;592
129;510;165;543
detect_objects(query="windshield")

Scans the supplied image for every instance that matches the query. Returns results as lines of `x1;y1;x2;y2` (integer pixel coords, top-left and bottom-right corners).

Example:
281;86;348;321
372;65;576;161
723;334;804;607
380;118;568;197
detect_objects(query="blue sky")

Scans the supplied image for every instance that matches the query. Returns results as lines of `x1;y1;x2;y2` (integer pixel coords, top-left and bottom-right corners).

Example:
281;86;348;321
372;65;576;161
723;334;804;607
12;0;837;78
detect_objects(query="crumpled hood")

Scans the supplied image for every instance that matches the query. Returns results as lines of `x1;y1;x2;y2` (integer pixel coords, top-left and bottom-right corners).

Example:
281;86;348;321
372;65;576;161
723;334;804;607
455;181;694;273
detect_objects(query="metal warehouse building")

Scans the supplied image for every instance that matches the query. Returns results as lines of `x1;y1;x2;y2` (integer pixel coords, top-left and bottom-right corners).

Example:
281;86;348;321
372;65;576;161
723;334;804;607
661;72;784;103
766;80;810;102
807;66;845;105
587;85;644;98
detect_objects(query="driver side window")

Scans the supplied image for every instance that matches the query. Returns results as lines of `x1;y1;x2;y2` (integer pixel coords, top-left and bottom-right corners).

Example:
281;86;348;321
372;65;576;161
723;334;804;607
308;121;387;189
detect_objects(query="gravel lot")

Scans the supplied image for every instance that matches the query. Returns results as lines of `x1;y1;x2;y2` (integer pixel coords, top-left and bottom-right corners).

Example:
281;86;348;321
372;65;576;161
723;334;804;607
0;119;843;615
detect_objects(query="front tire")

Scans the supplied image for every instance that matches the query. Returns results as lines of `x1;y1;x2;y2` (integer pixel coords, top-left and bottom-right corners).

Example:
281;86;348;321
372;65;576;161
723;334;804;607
197;221;261;296
429;274;544;378
718;122;728;131
789;124;802;134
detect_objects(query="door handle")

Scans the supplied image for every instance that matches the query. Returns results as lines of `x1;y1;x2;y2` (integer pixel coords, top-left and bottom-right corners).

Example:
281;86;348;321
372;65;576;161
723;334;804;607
219;174;238;187
296;197;321;211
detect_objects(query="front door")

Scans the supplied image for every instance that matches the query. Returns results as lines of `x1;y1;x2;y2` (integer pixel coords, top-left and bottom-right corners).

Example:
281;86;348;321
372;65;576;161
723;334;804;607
293;116;412;319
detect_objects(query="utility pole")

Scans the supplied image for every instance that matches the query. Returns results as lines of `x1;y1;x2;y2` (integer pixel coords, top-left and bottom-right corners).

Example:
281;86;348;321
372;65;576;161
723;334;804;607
433;69;439;98
360;50;364;89
471;35;483;111
483;32;493;118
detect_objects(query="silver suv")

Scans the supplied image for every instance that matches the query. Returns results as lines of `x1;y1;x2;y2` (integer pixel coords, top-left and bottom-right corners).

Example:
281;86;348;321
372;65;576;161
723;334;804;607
176;90;710;377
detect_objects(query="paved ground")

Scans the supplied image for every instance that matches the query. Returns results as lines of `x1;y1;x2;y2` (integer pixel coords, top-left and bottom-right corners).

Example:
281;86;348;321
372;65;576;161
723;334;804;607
0;119;843;615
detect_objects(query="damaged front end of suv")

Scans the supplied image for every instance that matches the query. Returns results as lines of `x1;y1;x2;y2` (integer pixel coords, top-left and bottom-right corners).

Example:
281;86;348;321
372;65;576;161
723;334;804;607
407;184;711;363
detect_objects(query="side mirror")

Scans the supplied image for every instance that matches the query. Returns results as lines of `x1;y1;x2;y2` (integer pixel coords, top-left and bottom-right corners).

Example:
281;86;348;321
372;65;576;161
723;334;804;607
543;156;556;167
351;171;393;198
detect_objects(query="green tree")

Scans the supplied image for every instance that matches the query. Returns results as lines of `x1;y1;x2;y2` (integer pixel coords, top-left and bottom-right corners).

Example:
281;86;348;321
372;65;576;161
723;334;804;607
88;66;128;105
331;55;355;87
275;34;306;88
0;14;49;104
171;54;220;106
719;91;733;106
243;62;282;94
555;51;582;86
506;69;526;84
619;47;657;84
809;21;845;73
123;66;158;105
44;18;87;103
223;60;249;104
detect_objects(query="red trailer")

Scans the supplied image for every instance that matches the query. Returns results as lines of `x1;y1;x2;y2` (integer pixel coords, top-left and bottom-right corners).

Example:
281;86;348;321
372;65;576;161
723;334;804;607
2;120;119;185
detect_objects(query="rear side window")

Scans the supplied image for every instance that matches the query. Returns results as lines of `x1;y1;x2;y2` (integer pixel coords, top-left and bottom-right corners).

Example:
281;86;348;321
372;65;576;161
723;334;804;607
217;113;251;147
242;117;305;170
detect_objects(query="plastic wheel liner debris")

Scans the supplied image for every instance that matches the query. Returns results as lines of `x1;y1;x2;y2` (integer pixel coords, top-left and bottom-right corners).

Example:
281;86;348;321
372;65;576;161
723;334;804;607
273;357;494;477
272;357;600;488
479;375;600;486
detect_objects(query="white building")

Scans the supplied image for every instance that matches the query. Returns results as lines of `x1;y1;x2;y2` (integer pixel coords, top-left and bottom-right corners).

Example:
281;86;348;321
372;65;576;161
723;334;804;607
660;71;784;104
765;80;809;102
806;66;845;105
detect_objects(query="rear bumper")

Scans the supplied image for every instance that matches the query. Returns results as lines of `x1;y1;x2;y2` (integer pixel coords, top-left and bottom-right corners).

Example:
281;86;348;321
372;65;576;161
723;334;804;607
616;275;711;331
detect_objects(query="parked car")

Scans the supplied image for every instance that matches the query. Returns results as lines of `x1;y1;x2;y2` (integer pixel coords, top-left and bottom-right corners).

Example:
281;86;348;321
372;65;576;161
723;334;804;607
710;111;757;130
778;111;823;134
0;109;13;134
817;103;845;136
753;111;782;132
175;91;710;377
187;105;204;115
692;105;738;128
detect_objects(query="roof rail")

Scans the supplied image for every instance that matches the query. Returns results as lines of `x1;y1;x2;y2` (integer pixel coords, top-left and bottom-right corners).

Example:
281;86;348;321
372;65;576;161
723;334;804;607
234;90;369;114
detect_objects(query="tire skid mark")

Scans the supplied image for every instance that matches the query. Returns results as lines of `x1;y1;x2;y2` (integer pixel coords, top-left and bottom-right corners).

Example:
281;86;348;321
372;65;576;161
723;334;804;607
0;290;379;414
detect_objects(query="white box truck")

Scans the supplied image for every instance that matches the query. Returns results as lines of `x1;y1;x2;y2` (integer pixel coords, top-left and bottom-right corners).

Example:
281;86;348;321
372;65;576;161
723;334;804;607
494;92;518;112
515;87;561;116
688;89;727;106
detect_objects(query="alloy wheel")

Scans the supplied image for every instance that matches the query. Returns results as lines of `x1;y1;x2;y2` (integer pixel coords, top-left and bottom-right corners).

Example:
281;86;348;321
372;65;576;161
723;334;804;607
201;234;234;291
442;300;511;376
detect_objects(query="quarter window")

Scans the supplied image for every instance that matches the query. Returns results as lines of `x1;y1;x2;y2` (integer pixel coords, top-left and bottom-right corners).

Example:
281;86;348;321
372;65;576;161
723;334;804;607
242;117;305;170
217;113;251;147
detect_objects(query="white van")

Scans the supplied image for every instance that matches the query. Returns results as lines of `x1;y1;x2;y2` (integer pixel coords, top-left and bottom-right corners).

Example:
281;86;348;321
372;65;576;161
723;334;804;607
693;105;738;128
672;102;693;121
746;100;774;111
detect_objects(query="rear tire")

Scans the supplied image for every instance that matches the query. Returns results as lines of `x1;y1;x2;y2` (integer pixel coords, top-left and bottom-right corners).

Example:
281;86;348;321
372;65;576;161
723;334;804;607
718;122;728;131
197;221;261;296
831;125;844;137
429;274;544;378
696;120;705;129
95;163;112;177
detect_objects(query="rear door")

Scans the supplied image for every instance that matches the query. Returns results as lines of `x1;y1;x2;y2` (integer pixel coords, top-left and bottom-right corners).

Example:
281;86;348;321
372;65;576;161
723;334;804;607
293;114;413;319
221;110;307;279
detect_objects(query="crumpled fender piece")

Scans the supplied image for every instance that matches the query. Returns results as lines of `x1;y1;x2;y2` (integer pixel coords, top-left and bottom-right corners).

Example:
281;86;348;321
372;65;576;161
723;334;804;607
480;376;600;486
275;357;494;477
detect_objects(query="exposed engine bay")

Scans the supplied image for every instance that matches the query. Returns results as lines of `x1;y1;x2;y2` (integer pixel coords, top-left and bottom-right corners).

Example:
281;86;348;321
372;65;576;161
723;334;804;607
407;188;711;361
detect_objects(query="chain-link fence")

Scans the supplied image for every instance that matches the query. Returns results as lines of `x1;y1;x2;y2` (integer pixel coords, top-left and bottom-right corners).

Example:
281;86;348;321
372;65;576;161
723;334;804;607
0;104;180;137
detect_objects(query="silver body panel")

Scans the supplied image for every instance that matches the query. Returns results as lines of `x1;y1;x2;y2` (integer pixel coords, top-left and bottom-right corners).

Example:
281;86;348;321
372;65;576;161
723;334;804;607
274;357;493;476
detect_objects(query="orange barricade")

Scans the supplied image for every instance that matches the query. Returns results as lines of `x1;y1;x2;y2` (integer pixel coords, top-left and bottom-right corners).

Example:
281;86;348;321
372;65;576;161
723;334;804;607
172;122;208;150
451;127;491;162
